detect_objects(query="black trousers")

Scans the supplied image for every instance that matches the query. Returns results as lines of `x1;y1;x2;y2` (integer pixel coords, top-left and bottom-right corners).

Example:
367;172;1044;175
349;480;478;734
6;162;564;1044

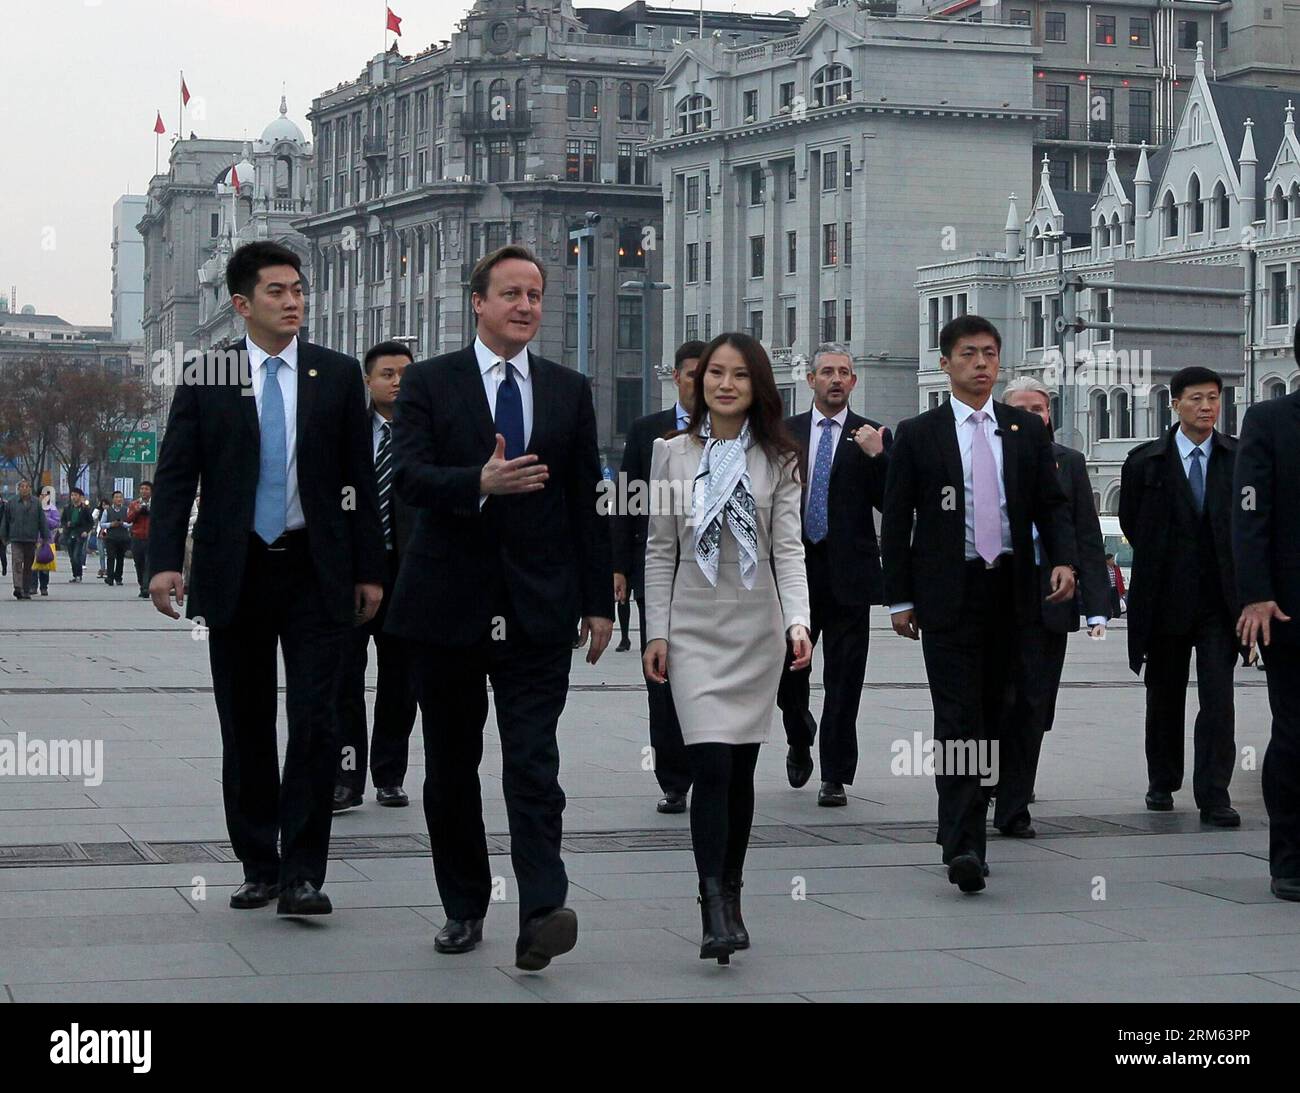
777;548;871;784
1262;643;1300;879
411;617;572;927
131;538;149;591
617;597;631;642
919;561;1015;864
207;532;348;889
636;594;691;796
994;609;1067;830
105;539;127;583
685;742;760;879
1143;607;1237;809
337;552;417;793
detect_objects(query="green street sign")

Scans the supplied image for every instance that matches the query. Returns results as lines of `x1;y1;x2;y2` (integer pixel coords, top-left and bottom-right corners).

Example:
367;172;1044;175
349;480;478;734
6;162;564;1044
109;431;157;464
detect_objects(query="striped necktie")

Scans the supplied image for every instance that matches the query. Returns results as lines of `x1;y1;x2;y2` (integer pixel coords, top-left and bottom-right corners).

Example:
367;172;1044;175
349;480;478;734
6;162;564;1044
376;420;393;548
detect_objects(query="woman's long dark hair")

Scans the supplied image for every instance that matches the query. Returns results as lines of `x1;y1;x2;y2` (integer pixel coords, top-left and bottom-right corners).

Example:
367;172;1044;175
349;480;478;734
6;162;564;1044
675;332;802;480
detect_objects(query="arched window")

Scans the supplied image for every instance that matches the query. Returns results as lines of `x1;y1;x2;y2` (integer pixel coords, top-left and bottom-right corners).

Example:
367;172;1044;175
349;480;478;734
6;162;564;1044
1214;180;1230;230
1266;377;1288;399
618;81;632;120
1091;389;1111;441
567;79;581;119
1095;217;1107;252
635;83;650;122
1112;388;1132;438
1290;181;1300;221
1189;174;1203;233
1190;103;1202;143
1031;226;1042;260
1162;190;1178;237
488;78;507;119
472;81;485;117
676;94;712;134
514;79;527;117
1274;185;1288;222
1110;212;1122;246
811;64;852;108
584;80;599;119
274;155;292;198
1050;393;1062;431
1148;385;1170;435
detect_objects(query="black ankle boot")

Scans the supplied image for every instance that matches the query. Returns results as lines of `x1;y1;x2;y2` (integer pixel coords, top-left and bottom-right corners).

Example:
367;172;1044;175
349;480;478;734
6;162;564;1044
721;871;749;950
697;878;735;965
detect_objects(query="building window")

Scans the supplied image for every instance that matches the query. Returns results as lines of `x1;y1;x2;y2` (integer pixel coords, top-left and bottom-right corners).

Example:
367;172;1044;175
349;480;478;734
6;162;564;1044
1129;89;1152;144
1217;18;1228;50
843;300;852;342
584;80;599;119
928;298;940;348
704;313;712;339
564;293;594;347
635;83;650;122
686;174;700;212
1046;11;1066;42
567;79;581;119
785;306;797;347
686;242;699;283
1045;84;1069;139
1089;159;1107;194
787;163;797;201
617;141;634;184
1050;158;1069;192
617;295;643;349
822;150;838;191
843;144;852;188
786;230;797;274
1190;175;1204;233
1178;19;1198;49
618;224;645;267
1092;87;1113;141
843;222;852;266
822;223;838;266
566;221;593;267
616;378;642;434
821;300;836;343
487;139;509;182
1095;14;1115;45
676;94;712;134
1162;191;1179;237
1095;288;1111;326
749;167;765;205
1010;9;1030;26
779;82;795;111
749;310;764;341
210;212;219;237
956;292;967;316
1030;297;1045;348
1271;268;1289;326
743;89;758;119
1129;16;1150;46
618;81;633;121
370;236;385;282
750;236;765;278
704;241;712;282
811;64;852;108
1215;181;1230;229
685;313;699;341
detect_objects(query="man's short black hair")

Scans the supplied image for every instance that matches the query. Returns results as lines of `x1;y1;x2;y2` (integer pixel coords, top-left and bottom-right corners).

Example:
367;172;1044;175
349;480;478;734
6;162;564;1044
70;487;84;497
1105;552;1115;561
674;340;707;371
139;480;153;489
112;490;123;497
939;314;1002;358
363;340;415;375
468;244;546;300
1170;366;1223;398
226;241;302;300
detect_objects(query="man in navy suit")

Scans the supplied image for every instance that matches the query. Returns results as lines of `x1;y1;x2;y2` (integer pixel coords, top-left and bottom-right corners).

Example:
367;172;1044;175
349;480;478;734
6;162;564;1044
149;241;385;916
387;245;613;970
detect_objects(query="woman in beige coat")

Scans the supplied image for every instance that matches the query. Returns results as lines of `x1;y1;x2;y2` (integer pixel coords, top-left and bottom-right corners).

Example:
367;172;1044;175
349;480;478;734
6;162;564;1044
642;332;812;964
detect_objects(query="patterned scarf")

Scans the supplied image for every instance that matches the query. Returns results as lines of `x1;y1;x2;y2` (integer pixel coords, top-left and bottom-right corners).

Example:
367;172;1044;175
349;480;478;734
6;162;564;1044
691;417;759;590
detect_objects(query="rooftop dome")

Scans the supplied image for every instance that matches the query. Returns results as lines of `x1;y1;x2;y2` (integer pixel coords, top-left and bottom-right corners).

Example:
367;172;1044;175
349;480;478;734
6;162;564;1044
260;95;305;145
218;159;256;192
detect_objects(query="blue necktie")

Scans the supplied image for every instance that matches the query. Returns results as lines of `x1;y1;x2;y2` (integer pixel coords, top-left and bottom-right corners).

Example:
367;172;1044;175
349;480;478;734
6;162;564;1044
1188;446;1206;514
495;361;525;459
253;356;288;543
805;418;834;544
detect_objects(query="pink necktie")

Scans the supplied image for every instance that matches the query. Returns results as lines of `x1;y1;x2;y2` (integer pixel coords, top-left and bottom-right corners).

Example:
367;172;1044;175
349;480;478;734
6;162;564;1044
970;410;1000;565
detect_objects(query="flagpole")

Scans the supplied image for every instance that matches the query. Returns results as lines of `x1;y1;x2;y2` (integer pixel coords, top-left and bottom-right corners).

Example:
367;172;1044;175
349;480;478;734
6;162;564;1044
178;70;182;140
155;133;159;177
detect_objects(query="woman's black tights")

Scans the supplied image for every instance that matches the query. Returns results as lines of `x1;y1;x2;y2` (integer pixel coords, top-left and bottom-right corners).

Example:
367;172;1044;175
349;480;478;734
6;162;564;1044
685;742;760;879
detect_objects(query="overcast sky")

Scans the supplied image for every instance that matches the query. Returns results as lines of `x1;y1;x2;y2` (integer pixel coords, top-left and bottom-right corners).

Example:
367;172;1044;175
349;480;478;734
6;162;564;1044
2;0;813;326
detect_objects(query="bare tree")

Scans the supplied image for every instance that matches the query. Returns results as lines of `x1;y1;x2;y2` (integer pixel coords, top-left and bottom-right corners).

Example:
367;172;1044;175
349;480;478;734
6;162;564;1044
87;371;154;501
0;355;62;487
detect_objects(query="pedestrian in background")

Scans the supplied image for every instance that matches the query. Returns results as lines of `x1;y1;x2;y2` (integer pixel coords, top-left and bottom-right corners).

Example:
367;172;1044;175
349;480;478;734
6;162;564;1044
102;490;131;587
127;482;153;598
61;488;93;583
1;479;48;600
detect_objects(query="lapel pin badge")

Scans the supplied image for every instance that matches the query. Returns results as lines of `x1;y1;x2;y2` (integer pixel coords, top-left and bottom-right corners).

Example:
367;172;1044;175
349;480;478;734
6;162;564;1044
1010;423;1019;431
308;368;318;377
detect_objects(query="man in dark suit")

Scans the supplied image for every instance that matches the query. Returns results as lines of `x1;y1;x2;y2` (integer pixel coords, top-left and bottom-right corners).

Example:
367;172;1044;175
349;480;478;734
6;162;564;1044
777;343;891;807
1234;326;1300;900
1120;366;1241;827
149;241;385;916
612;339;702;815
387;245;613;971
881;315;1075;893
334;341;419;813
995;377;1110;837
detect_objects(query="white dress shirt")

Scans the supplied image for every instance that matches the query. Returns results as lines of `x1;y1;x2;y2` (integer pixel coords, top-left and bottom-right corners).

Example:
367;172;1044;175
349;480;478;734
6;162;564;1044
247;334;304;531
371;409;391;461
475;336;534;508
804;405;848;508
1175;427;1213;479
674;401;690;431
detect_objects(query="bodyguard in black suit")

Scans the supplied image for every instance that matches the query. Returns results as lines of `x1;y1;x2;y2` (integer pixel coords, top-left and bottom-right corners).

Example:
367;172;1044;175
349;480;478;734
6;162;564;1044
386;245;613;971
149;242;386;915
1120;366;1241;827
612;340;703;814
881;316;1075;893
334;342;420;813
994;378;1111;837
776;344;891;806
1234;337;1300;899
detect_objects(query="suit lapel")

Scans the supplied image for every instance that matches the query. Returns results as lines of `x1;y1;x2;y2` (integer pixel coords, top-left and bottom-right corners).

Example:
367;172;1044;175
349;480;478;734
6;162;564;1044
1166;430;1199;514
830;410;861;477
935;400;964;510
238;338;260;446
455;348;496;452
993;401;1020;518
296;342;319;441
526;351;550;456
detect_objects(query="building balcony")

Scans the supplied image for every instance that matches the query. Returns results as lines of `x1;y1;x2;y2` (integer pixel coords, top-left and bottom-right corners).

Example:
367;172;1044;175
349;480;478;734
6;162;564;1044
362;135;387;160
1036;120;1172;147
457;110;532;137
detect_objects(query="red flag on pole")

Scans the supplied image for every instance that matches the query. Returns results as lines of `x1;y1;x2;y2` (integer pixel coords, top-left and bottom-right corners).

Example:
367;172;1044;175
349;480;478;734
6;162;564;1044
181;76;191;106
153;111;166;134
386;6;402;35
230;164;240;189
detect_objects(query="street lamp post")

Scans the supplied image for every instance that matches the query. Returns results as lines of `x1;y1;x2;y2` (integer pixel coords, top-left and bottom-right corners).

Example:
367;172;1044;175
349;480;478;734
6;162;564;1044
570;211;600;378
621;272;671;415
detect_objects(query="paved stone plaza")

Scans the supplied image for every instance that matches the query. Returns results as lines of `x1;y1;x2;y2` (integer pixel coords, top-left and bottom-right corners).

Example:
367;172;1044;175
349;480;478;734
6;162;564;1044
0;582;1296;1004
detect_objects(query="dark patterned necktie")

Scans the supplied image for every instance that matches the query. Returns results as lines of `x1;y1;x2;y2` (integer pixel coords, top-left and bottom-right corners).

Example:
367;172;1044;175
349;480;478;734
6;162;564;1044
376;420;393;547
495;361;525;459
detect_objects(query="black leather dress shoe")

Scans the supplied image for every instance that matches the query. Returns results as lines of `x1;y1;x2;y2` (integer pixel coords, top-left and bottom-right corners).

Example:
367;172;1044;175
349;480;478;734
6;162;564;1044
1145;790;1174;812
332;785;362;813
615;637;631;652
229;881;279;909
817;781;847;807
946;852;986;893
276;881;332;916
375;786;409;807
997;819;1036;838
786;744;813;789
434;917;484;954
515;907;578;971
656;791;687;814
1271;877;1300;902
1199;805;1241;828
